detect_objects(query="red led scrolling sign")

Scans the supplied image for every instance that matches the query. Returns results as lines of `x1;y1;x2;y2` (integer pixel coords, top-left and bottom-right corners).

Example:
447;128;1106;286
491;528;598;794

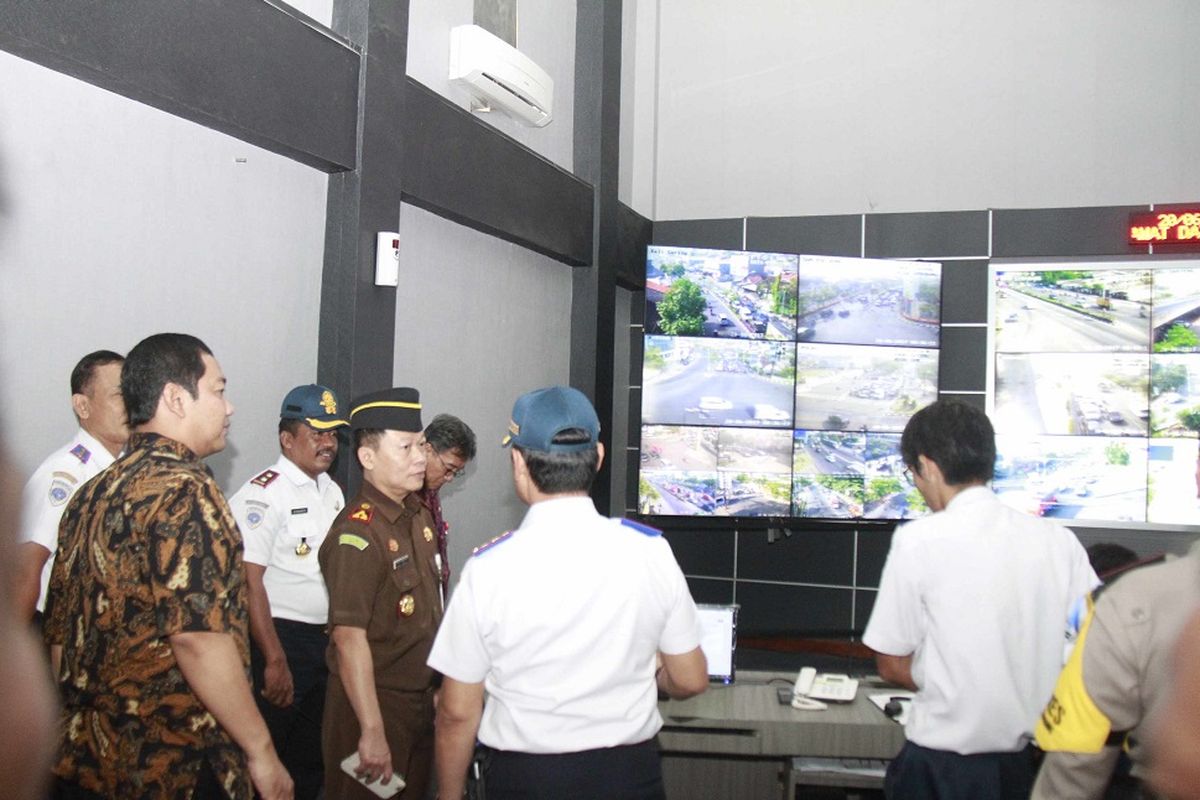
1128;211;1200;244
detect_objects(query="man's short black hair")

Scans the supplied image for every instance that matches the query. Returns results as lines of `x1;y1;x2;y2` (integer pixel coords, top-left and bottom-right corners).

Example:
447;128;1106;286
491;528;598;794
424;414;476;461
354;427;385;456
515;428;599;494
121;334;212;429
70;350;124;396
900;399;996;486
279;418;306;437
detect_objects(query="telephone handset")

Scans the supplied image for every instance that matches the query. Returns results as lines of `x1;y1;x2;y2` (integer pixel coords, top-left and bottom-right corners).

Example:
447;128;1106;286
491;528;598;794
790;666;859;710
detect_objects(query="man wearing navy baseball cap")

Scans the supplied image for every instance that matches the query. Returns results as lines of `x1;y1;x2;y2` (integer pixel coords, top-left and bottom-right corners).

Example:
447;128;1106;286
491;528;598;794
319;387;443;799
429;386;708;800
228;384;350;799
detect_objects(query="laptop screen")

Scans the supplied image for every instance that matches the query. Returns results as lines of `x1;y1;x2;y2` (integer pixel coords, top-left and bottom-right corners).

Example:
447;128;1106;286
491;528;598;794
696;603;739;684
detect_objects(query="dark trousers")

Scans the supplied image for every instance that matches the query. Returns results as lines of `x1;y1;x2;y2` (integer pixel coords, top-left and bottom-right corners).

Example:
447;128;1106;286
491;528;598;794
251;619;329;800
482;739;666;800
884;741;1039;800
52;761;224;799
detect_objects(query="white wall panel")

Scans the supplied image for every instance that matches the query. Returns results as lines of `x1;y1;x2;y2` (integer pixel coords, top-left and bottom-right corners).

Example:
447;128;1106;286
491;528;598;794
393;202;573;582
0;52;328;491
649;0;1200;219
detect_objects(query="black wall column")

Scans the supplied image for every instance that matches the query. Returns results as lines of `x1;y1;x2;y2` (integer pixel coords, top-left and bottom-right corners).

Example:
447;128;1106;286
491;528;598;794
573;0;624;513
319;0;409;488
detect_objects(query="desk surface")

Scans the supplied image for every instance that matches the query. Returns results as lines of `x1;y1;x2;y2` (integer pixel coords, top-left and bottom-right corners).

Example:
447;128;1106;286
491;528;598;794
658;670;907;760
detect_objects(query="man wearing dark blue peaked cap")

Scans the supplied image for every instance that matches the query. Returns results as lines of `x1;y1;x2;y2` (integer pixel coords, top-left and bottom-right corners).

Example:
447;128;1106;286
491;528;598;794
428;385;709;800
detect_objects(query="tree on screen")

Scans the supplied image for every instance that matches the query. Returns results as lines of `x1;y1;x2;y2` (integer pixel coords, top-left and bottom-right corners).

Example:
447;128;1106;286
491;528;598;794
1177;408;1200;434
1104;442;1131;466
1152;361;1188;395
1154;324;1200;353
657;278;706;336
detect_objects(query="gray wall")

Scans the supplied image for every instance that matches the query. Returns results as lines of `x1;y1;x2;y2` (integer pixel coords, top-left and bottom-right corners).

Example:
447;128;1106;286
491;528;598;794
638;0;1200;219
392;202;573;580
0;50;329;490
406;0;576;171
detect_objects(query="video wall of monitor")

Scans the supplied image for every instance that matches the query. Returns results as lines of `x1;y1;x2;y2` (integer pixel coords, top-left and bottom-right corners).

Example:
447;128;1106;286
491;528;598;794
992;262;1200;526
638;246;942;521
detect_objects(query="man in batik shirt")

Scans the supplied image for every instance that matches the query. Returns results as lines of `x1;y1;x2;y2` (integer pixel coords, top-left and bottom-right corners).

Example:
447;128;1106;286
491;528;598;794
44;333;292;800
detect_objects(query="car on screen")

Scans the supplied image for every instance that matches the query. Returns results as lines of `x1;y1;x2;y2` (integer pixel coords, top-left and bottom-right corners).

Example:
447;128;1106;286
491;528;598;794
699;396;734;411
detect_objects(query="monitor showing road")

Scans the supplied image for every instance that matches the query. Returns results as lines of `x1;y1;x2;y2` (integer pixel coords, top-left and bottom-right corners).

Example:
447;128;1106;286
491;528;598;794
993;263;1200;525
638;246;943;520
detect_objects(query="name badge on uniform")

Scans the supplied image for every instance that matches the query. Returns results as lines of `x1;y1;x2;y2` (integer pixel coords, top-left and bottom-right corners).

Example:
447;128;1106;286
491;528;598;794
392;554;410;570
291;507;309;515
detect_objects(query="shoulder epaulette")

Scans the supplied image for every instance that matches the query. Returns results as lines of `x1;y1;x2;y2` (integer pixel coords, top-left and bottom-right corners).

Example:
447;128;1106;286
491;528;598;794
250;469;280;488
69;443;91;465
473;530;514;557
620;518;662;537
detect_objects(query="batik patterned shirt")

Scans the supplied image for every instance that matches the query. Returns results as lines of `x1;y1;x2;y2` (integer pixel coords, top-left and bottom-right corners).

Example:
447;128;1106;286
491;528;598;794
44;432;251;799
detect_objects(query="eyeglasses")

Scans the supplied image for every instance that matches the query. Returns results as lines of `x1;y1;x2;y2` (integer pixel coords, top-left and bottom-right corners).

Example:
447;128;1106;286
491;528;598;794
429;445;466;480
902;466;914;482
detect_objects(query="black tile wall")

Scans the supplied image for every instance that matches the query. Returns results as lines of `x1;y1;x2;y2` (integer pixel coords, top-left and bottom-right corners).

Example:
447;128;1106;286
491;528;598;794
664;528;737;579
630;289;646;325
938;327;988;392
746;215;862;257
626;387;642;441
865;211;989;259
652;219;743;250
686;577;735;605
992;205;1149;258
735;582;854;637
853;589;878;634
856;528;894;589
737;527;855;585
940;260;990;324
937;392;986;411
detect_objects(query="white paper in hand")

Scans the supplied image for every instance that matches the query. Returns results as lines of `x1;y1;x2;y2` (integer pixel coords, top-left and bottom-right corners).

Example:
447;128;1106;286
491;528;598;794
340;753;406;798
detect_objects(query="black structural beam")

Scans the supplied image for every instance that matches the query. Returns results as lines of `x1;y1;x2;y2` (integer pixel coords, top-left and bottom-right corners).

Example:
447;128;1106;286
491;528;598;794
318;0;410;490
401;79;594;267
572;0;624;513
0;0;359;172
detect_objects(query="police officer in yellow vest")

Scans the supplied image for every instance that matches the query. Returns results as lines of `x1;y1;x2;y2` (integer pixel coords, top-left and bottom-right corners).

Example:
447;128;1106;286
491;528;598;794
1032;542;1200;798
319;387;443;799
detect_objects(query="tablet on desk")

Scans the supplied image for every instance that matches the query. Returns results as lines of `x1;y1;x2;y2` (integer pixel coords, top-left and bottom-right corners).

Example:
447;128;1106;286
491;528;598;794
696;603;739;684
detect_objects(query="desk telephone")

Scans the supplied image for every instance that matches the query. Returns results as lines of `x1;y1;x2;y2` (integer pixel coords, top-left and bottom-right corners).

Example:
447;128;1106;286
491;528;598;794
790;667;859;710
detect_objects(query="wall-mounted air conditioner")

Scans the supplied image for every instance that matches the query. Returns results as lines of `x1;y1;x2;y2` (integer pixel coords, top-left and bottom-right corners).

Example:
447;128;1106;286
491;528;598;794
449;24;553;128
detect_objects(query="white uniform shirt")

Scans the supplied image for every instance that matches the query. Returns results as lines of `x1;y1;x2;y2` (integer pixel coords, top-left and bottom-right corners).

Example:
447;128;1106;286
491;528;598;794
229;455;344;624
427;497;701;754
20;427;116;612
863;486;1098;754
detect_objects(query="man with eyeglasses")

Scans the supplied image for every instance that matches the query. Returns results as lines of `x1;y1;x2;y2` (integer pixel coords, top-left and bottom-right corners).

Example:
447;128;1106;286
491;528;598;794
229;384;349;800
418;414;477;596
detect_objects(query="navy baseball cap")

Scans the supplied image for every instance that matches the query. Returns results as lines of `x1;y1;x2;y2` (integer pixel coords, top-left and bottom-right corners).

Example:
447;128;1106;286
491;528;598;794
501;386;600;453
280;384;349;431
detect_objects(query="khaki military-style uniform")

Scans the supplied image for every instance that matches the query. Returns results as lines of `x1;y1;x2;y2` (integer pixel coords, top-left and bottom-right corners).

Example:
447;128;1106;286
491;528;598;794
1033;545;1200;799
319;480;443;799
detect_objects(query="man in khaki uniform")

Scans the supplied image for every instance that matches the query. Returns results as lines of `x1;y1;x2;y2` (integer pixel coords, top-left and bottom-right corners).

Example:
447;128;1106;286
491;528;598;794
1032;543;1200;798
319;387;443;799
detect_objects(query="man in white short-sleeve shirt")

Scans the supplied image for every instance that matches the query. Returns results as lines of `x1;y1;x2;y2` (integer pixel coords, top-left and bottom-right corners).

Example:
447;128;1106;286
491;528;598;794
429;386;708;800
16;350;128;622
228;383;348;800
863;399;1097;800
